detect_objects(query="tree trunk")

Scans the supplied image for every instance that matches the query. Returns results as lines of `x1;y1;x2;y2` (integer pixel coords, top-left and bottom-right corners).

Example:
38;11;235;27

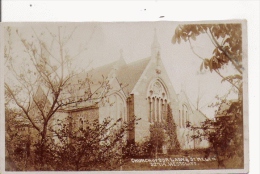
39;122;48;169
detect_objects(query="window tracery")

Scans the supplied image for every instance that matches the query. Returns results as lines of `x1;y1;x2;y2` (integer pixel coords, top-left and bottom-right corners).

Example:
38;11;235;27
147;79;168;123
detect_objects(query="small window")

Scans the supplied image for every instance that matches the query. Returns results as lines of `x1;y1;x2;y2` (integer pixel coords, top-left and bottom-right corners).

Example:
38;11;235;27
79;117;84;130
179;110;181;127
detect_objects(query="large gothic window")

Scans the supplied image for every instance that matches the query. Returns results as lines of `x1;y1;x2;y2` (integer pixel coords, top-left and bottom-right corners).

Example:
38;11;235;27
147;80;168;123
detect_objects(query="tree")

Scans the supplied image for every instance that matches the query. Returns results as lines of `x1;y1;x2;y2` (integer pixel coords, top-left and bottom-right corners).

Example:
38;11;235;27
173;23;244;168
146;105;180;157
5;107;31;171
4;25;115;170
164;104;180;154
187;100;243;168
149;122;166;157
33;116;140;171
172;24;243;94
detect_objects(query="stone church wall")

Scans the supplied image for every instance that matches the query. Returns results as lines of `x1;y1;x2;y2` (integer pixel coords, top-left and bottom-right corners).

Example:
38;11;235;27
132;58;179;143
70;107;99;130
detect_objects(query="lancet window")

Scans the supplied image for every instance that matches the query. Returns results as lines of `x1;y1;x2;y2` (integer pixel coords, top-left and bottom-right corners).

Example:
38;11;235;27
106;93;126;122
77;116;86;129
179;104;188;128
147;80;168;123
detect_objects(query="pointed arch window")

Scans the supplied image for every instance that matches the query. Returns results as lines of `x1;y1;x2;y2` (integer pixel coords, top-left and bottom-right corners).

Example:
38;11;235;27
147;79;168;123
182;104;188;128
77;116;86;130
179;110;181;127
106;93;126;122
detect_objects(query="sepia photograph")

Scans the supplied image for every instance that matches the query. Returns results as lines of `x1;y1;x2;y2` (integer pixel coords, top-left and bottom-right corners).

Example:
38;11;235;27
3;21;248;172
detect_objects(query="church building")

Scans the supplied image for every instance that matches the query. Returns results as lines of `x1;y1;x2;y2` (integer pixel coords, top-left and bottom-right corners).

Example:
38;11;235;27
53;31;209;150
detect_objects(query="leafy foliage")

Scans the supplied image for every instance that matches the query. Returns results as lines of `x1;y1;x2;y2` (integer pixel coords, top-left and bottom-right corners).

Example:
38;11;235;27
172;24;242;68
43;117;135;171
149;122;166;155
173;23;244;168
173;24;243;93
5;108;31;171
187;100;243;168
6;114;141;171
146;105;180;157
123;141;153;159
164;104;181;153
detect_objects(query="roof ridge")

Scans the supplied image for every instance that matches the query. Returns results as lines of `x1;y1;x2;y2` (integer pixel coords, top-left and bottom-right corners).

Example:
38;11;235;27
124;56;151;65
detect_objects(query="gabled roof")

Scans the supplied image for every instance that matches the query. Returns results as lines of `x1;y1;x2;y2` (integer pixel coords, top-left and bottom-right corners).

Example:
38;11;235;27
177;90;209;122
34;85;53;104
116;57;150;95
193;109;209;120
61;57;151;110
76;57;150;95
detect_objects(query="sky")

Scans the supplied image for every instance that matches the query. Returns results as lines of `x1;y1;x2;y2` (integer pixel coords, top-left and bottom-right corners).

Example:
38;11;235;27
4;22;239;119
